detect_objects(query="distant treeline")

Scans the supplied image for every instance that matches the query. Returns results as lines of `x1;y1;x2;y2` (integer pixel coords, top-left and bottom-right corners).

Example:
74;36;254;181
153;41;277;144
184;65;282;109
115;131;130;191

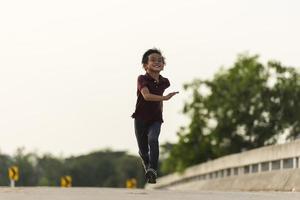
0;148;146;188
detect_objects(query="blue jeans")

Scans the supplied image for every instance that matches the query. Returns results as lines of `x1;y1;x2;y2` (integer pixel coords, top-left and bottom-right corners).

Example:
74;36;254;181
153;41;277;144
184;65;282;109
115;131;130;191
134;118;161;171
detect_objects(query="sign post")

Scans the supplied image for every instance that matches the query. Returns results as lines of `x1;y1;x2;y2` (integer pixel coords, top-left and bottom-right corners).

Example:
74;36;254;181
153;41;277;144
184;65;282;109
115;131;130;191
8;166;19;187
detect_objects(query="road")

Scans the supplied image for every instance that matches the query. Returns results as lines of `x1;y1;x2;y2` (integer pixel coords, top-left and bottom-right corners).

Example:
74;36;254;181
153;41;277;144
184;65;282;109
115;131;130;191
0;187;299;200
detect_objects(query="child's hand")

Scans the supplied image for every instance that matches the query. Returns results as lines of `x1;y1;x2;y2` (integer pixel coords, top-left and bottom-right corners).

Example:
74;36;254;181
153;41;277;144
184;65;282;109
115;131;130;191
163;91;179;100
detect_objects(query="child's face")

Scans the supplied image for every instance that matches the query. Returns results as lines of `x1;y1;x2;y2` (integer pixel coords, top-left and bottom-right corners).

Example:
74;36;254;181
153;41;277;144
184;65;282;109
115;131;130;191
144;53;164;72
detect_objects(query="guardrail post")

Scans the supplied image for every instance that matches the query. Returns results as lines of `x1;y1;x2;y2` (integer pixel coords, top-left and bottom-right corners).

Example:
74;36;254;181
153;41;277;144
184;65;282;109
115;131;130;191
258;163;261;172
293;157;297;169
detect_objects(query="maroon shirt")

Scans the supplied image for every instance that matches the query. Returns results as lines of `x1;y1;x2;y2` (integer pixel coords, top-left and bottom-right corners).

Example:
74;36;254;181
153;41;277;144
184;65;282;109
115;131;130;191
132;73;170;123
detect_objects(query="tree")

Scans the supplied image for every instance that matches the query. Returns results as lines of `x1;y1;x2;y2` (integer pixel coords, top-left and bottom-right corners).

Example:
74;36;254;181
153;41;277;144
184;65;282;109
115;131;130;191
36;154;65;186
0;149;146;187
161;53;300;173
65;150;146;187
13;148;39;186
0;154;12;186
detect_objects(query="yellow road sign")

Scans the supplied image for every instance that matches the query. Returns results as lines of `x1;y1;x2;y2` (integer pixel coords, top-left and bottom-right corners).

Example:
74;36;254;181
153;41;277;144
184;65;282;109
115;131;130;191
126;178;137;188
8;166;19;181
61;176;72;187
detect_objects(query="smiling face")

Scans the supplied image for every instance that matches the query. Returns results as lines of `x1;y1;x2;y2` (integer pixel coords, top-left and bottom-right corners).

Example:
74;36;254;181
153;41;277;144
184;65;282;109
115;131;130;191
144;53;164;72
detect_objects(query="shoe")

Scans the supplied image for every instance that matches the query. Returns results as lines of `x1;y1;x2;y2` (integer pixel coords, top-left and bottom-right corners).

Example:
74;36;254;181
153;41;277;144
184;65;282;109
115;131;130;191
145;168;157;184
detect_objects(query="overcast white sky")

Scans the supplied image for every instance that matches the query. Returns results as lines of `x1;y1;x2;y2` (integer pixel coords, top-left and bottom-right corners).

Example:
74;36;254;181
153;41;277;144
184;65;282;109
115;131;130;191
0;0;299;157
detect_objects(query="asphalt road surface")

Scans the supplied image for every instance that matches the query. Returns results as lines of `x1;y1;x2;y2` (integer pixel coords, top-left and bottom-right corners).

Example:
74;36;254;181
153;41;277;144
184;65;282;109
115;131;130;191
0;187;299;200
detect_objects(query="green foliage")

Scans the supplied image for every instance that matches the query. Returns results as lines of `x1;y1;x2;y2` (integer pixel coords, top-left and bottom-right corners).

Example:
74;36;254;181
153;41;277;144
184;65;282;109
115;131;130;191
66;151;145;188
14;148;39;186
161;53;300;173
0;154;12;185
36;154;65;186
0;149;145;188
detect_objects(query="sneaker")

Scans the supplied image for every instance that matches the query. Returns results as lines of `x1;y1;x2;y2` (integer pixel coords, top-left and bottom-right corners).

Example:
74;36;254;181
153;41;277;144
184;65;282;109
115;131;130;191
145;168;157;184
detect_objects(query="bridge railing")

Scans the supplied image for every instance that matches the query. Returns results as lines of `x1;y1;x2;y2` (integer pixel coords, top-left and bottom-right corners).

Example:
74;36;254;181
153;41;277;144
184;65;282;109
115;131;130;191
149;140;300;190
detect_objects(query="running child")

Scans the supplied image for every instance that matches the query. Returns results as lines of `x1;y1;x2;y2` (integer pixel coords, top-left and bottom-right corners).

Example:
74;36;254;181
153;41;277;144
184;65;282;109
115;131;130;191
132;48;178;184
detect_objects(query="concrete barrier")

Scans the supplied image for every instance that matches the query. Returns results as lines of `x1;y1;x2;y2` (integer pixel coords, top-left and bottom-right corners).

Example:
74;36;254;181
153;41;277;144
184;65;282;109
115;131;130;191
147;140;300;191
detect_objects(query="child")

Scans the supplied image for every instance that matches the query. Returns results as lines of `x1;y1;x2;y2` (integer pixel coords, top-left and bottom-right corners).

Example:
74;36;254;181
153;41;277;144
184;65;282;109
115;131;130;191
132;48;178;184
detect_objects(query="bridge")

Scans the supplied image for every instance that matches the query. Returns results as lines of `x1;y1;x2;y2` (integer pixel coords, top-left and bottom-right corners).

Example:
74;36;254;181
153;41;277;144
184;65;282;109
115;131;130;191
2;141;300;199
147;140;300;191
0;187;299;200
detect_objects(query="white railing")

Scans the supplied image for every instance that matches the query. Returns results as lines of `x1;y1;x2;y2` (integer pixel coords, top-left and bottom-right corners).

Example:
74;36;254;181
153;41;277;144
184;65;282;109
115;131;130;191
149;140;300;189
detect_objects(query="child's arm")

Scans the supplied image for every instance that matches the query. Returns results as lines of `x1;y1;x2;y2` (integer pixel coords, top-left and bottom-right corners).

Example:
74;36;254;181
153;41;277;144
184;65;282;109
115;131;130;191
141;87;178;101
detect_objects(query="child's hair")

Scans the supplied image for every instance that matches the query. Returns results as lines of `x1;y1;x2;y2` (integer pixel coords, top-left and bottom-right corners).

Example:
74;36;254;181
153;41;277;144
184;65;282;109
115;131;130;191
142;48;165;64
141;48;165;70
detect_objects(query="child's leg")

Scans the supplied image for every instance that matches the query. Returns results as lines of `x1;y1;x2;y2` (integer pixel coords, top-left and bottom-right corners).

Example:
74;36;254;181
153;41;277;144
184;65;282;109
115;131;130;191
134;118;150;169
147;121;162;171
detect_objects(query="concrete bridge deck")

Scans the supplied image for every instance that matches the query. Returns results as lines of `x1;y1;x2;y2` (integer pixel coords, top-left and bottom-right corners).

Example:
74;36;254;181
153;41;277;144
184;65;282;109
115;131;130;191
0;187;299;200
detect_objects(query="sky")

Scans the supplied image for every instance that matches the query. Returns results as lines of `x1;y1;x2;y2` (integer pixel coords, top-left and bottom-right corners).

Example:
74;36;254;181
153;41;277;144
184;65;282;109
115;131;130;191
0;0;300;157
